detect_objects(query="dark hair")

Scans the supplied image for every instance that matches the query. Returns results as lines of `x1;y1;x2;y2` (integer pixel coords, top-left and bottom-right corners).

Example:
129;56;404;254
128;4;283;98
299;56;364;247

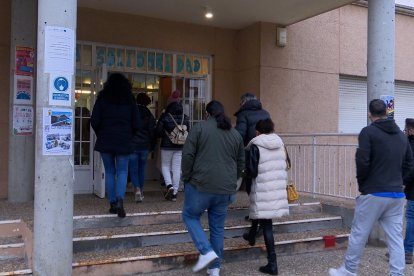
406;118;414;129
136;93;151;106
206;100;231;130
256;118;274;134
240;92;257;102
99;73;133;104
369;99;386;117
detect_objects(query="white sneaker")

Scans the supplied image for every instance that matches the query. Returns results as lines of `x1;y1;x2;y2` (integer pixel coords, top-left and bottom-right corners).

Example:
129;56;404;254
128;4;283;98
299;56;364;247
192;250;218;272
207;268;220;276
134;188;142;202
328;266;356;276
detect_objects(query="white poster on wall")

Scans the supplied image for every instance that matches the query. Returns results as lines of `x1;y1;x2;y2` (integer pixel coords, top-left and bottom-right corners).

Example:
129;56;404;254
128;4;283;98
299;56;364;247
14;75;33;104
44;26;75;74
12;105;33;135
49;73;72;106
42;108;73;156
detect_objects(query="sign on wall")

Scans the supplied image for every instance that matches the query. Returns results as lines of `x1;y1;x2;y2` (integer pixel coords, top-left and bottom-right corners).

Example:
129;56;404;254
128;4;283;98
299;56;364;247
15;46;34;76
381;95;395;119
49;73;72;106
42;108;73;155
12;105;33;135
44;26;75;74
14;75;33;105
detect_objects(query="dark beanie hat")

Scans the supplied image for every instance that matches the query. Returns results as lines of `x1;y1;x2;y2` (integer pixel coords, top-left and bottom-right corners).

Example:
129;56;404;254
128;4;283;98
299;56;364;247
406;118;414;128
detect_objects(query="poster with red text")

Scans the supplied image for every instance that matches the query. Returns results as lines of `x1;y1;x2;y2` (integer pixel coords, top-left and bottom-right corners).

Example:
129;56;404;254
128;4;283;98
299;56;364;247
15;46;34;76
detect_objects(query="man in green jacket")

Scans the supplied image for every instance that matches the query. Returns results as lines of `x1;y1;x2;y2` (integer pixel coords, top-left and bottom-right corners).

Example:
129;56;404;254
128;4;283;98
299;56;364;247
182;100;245;276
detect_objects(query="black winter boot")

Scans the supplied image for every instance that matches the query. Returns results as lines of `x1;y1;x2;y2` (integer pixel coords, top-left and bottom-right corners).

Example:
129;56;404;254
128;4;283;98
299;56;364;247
259;220;278;275
243;219;259;246
109;201;117;214
116;198;126;218
259;263;278;275
243;232;256;246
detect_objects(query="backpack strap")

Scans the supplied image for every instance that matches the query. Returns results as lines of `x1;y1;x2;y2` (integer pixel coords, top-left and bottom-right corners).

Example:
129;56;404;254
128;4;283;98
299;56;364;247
168;112;184;128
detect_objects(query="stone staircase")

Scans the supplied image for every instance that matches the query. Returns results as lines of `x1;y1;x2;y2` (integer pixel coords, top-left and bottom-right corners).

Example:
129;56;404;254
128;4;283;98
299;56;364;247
0;193;351;275
0;219;32;275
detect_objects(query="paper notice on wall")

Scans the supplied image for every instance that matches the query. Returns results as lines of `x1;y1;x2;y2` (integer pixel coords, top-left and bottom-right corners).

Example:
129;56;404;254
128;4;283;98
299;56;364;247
49;73;72;106
380;95;394;119
42;108;73;155
15;46;35;76
14;75;33;104
44;26;75;74
13;105;33;135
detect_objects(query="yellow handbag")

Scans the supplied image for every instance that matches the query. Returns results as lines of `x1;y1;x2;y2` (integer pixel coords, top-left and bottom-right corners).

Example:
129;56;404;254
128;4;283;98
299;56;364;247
286;182;299;203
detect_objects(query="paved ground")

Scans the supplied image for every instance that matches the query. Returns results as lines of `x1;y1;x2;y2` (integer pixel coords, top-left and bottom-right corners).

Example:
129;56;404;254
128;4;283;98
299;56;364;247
143;246;414;276
2;191;411;275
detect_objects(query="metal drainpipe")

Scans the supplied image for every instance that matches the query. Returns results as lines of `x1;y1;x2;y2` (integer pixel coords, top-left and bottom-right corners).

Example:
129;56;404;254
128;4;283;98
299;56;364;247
312;135;316;198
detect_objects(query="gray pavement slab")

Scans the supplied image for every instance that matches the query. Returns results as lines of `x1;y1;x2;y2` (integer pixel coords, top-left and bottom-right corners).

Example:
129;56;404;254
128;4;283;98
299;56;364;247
142;246;414;276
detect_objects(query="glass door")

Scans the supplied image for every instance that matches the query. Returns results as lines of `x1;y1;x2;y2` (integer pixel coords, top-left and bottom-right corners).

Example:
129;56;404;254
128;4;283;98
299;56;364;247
91;65;108;198
182;78;210;126
74;69;93;194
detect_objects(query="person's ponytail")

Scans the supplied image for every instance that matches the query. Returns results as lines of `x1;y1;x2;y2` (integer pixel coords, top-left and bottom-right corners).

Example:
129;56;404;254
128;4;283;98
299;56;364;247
206;100;231;130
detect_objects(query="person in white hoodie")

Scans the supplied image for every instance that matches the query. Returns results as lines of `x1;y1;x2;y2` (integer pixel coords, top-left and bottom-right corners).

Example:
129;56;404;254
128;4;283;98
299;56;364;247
242;118;289;275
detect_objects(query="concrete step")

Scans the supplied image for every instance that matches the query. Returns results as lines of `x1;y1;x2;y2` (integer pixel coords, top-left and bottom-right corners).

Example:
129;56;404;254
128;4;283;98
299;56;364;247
0;258;29;274
0;227;350;275
73;202;322;230
0;220;25;261
72;213;343;253
70;228;350;275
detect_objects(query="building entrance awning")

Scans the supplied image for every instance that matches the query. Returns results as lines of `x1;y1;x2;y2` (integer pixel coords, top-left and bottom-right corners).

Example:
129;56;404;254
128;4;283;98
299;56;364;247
78;0;357;29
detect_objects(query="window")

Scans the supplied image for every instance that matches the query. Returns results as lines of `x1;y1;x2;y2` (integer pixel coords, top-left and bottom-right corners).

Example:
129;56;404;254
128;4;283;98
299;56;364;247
339;76;414;133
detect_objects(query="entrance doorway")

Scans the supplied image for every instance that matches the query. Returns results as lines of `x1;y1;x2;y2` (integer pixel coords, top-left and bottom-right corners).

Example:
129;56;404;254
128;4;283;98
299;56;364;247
74;65;210;195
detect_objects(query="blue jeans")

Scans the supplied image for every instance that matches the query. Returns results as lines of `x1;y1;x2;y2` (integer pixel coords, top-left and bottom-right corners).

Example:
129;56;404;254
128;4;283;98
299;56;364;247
129;150;149;191
404;200;414;254
344;194;405;276
182;183;235;269
101;153;129;203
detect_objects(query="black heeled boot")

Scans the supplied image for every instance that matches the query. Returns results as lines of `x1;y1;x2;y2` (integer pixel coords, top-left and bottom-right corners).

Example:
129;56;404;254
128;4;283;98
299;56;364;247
109;200;117;214
259;220;278;275
116;198;126;218
259;262;278;275
243;219;259;246
259;252;278;275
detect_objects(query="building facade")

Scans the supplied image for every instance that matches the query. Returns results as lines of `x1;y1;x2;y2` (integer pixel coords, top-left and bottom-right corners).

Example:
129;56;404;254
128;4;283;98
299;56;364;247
1;1;414;200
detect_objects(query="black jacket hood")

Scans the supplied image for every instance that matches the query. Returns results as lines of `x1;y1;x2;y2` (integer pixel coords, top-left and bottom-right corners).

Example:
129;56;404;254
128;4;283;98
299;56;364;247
234;99;263;116
372;118;400;134
165;102;183;115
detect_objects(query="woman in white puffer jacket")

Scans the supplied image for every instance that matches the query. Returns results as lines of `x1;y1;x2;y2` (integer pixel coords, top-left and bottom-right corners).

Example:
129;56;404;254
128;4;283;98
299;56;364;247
243;118;289;275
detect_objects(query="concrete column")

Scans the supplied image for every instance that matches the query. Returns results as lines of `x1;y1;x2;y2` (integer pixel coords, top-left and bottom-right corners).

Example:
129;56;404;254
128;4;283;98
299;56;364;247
367;0;395;123
33;0;76;275
8;1;37;202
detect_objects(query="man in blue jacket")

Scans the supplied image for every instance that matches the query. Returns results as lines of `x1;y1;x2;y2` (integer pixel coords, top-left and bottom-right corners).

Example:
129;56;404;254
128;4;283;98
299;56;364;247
329;99;414;276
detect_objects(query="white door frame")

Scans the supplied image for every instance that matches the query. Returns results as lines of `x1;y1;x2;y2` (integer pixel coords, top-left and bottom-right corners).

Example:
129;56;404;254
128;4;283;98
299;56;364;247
92;64;108;198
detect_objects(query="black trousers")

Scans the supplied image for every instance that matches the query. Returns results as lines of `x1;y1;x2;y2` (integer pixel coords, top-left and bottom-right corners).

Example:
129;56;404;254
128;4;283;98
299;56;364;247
250;219;277;265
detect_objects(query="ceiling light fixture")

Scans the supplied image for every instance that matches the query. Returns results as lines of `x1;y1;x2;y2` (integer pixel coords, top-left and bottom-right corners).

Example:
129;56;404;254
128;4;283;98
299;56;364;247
205;7;213;19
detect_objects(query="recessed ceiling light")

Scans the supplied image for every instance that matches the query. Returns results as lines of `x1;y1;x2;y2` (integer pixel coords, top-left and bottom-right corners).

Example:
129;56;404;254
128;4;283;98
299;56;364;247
205;7;213;19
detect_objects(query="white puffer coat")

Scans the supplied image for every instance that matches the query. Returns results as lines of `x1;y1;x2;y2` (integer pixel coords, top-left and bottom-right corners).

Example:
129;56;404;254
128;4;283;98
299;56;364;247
247;133;289;219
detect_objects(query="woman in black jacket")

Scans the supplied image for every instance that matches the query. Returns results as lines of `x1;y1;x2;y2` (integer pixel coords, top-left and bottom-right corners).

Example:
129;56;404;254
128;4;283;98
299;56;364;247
91;73;139;218
129;93;156;202
156;100;189;201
